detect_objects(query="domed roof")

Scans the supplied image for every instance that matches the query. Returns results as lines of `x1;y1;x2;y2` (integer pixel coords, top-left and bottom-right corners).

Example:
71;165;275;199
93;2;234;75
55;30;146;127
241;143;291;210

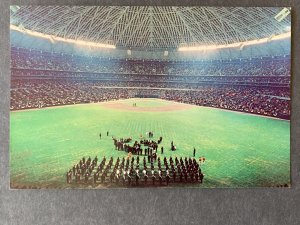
10;6;291;50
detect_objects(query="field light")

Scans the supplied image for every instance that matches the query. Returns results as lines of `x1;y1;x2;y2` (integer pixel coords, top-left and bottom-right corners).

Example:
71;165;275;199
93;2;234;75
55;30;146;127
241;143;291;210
10;24;116;49
178;32;291;51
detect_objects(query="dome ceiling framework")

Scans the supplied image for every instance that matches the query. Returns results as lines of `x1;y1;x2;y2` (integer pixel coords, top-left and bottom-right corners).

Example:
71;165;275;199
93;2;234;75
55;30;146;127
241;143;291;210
10;6;291;50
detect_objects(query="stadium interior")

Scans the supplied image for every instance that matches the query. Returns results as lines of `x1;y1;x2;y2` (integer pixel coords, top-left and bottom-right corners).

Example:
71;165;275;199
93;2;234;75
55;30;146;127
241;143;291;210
10;6;291;119
10;6;291;188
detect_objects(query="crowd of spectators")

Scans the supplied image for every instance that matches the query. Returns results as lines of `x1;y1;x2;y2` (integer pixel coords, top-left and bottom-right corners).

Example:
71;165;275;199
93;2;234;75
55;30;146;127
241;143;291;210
11;80;130;109
12;69;290;87
163;88;290;119
11;47;290;77
10;47;291;119
10;79;290;119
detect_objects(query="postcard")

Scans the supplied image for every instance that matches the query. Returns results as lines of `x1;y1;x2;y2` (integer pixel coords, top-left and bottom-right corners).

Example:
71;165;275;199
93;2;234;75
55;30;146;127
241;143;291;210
10;6;291;188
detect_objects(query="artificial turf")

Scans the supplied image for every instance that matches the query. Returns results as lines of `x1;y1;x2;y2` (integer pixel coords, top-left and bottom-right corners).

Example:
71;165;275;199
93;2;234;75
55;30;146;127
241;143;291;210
10;98;290;188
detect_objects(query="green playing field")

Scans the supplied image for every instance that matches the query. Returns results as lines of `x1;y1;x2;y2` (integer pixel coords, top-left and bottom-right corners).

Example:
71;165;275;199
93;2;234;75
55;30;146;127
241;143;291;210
10;98;290;188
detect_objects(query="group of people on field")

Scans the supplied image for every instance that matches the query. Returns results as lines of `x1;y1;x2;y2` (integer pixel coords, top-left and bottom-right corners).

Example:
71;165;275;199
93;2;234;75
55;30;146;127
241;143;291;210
67;155;205;186
104;130;200;163
66;127;206;186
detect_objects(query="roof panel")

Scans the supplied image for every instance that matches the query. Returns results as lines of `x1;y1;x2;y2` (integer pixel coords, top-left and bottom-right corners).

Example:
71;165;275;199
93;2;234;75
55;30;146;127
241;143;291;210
10;6;291;50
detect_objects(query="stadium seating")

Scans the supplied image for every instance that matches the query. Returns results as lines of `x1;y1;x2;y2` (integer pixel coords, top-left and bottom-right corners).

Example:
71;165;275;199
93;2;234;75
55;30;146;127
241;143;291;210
10;47;290;119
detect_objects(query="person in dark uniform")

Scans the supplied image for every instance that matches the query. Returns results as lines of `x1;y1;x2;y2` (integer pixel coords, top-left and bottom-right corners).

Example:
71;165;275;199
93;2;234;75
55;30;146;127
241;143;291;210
110;172;115;183
99;133;101;139
101;173;106;183
143;169;148;185
122;171;126;185
72;165;76;176
66;171;70;184
158;172;163;185
151;170;156;185
85;173;89;183
166;171;170;186
199;172;204;183
115;173;120;184
173;171;176;183
107;131;109;136
161;146;164;154
76;172;80;183
185;172;189;182
127;171;132;186
135;169;140;186
191;172;194;182
93;172;98;184
179;172;183;182
193;147;196;157
195;172;199;182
